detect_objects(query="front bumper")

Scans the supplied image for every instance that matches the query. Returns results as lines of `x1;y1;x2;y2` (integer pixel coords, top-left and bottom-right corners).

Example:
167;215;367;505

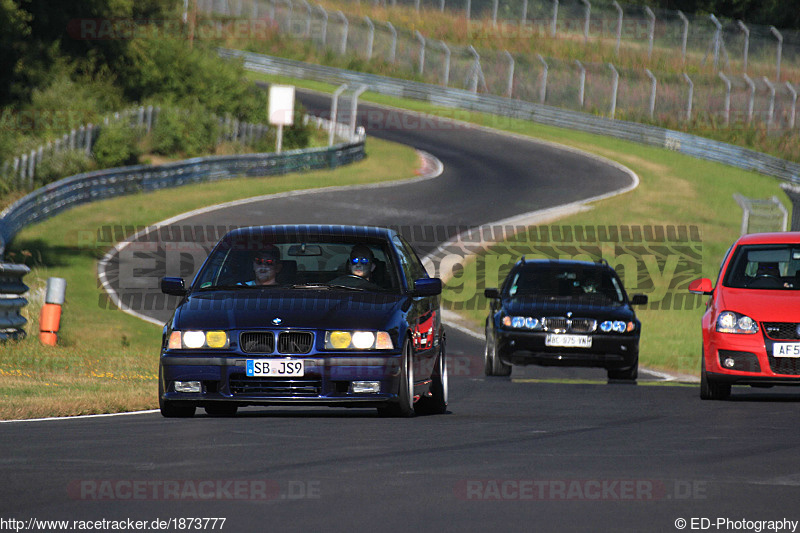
705;333;800;385
495;329;639;370
160;352;403;407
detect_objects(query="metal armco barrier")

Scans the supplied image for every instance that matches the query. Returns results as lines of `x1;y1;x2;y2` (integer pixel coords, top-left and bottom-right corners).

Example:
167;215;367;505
0;263;30;341
221;49;800;185
0;130;365;256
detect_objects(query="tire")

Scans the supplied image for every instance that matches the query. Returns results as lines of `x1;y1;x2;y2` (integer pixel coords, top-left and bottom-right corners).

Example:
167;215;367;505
417;338;448;415
484;322;511;377
158;368;196;418
204;404;239;417
607;359;638;381
700;354;731;400
378;338;416;418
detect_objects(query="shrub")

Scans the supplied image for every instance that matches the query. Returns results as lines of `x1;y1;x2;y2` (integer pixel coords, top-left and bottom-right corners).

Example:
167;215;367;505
33;149;95;188
92;120;143;168
150;105;219;158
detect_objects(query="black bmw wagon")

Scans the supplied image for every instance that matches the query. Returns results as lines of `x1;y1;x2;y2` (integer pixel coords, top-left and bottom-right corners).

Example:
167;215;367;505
484;258;647;380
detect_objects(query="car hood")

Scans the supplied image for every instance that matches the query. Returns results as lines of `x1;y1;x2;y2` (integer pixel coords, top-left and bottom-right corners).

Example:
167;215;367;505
717;288;800;322
173;289;406;330
502;297;634;320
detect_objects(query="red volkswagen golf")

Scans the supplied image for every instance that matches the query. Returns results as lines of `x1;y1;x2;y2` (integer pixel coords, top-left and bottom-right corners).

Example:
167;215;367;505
689;232;800;400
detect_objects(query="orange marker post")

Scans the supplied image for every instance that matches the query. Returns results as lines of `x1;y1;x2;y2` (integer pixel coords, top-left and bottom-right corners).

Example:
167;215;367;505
39;277;66;346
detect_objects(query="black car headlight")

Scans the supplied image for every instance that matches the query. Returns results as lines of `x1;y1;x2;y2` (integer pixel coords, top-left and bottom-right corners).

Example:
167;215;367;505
325;331;394;350
502;316;543;330
167;330;229;349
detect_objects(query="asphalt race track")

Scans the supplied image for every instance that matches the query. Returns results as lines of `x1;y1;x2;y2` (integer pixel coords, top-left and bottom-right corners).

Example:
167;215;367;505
2;92;800;533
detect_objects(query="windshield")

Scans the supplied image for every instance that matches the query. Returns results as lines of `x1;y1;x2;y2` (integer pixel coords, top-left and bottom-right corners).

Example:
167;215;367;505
193;239;400;293
505;264;625;304
723;244;800;290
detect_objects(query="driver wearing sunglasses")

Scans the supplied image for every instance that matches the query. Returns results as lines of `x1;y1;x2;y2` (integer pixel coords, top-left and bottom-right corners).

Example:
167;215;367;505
348;244;376;280
249;245;282;286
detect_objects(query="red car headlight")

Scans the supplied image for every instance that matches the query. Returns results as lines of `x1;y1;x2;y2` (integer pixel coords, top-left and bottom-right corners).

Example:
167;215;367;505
716;311;758;334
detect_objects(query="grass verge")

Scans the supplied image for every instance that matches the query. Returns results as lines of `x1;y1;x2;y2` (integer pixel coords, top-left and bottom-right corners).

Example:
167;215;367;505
0;137;420;420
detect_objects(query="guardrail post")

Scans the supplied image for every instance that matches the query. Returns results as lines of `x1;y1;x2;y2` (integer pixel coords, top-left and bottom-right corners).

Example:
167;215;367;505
0;262;30;342
520;0;528;23
581;0;590;44
386;22;397;63
336;11;348;55
329;84;348;146
440;41;451;87
645;69;657;119
465;0;471;20
415;31;426;76
719;72;731;126
364;16;374;60
786;83;797;130
491;0;498;27
763;77;776;129
678;11;688;65
575;60;585;108
317;5;328;47
551;0;558;38
709;14;722;72
683;73;693;121
350;85;368;138
538;54;548;104
504;51;514;98
770;26;783;81
737;20;749;75
645;7;655;61
608;63;619;118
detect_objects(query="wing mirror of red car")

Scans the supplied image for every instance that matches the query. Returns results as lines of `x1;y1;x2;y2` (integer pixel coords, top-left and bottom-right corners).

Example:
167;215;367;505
688;278;713;295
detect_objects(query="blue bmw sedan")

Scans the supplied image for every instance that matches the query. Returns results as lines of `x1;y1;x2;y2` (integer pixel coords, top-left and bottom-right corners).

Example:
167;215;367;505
158;225;446;418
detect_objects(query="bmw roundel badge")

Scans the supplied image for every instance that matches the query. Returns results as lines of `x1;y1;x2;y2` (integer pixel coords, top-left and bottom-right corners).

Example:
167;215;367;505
272;317;282;325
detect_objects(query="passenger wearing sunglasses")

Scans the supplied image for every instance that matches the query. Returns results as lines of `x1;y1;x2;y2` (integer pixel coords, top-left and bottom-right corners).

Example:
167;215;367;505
348;244;376;280
249;246;282;286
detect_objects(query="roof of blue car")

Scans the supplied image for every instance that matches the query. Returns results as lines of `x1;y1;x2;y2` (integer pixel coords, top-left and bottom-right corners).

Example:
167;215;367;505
222;225;398;242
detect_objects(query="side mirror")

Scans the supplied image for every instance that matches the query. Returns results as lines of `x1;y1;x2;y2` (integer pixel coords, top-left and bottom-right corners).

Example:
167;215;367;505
161;277;188;296
629;294;648;306
688;278;713;295
412;277;442;297
484;288;500;299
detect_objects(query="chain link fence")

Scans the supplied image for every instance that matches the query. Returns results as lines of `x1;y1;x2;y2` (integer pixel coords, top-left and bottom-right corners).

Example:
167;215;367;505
201;0;799;131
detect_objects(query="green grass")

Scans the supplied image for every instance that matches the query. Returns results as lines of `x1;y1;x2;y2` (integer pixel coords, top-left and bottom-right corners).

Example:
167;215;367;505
0;136;420;420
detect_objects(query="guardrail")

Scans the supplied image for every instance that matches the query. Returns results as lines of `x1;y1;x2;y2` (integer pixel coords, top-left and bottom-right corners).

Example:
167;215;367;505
0;263;30;341
0;116;365;257
222;49;800;184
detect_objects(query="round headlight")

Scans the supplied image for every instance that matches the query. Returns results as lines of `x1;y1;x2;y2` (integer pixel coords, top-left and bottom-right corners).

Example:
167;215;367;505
718;312;737;330
205;331;228;349
600;321;613;333
512;317;526;329
352;331;376;349
525;317;539;329
182;331;206;349
328;331;352;349
612;321;626;333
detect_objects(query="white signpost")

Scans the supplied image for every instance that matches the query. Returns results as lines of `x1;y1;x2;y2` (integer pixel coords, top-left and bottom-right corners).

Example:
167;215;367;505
268;85;295;154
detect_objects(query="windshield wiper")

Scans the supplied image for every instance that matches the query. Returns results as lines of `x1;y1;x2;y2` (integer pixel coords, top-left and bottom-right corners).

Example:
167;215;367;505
291;283;367;291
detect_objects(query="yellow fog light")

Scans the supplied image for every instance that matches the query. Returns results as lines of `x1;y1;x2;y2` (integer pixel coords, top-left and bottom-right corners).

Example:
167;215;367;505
328;331;352;349
205;331;229;349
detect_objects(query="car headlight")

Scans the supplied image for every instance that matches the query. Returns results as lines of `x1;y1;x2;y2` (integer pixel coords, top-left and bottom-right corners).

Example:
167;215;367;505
501;315;542;330
167;330;230;349
600;321;635;334
716;311;758;334
325;331;394;350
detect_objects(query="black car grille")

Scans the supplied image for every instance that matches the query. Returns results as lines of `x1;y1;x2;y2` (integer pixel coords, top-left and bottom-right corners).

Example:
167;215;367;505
278;331;314;354
762;322;800;340
541;317;597;333
766;356;800;375
240;332;275;354
229;375;322;396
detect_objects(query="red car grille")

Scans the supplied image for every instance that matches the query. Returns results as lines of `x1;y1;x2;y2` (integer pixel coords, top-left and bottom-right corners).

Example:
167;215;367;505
762;322;800;340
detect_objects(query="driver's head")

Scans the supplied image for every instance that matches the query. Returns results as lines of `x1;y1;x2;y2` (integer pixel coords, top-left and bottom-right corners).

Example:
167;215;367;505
348;244;375;279
252;245;282;285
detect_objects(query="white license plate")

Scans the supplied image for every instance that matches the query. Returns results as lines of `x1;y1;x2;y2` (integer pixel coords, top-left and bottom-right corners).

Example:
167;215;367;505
773;343;800;358
545;334;592;348
246;359;305;377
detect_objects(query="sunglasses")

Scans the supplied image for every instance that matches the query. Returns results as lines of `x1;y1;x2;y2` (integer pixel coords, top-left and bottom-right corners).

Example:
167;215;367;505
254;257;278;266
350;257;371;265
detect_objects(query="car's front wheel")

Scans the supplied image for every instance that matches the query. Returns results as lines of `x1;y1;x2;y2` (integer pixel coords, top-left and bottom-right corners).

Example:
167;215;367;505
607;359;638;381
417;338;448;415
378;338;416;418
700;353;731;400
484;322;511;377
